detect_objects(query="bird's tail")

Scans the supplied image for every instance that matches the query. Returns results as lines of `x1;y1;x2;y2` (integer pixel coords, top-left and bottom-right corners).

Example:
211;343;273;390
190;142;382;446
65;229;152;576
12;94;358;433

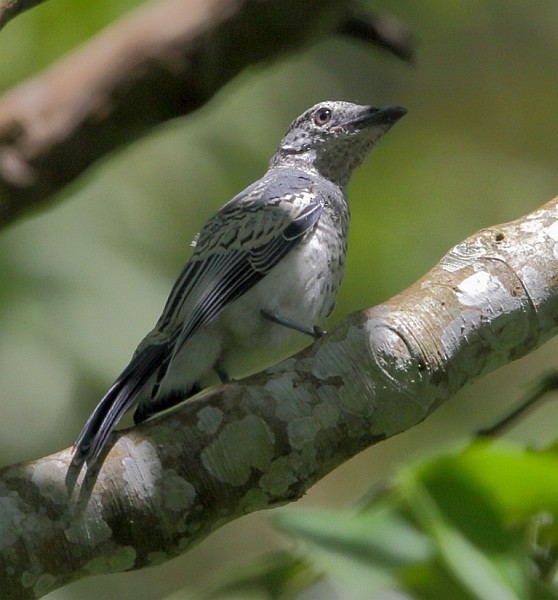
72;344;168;467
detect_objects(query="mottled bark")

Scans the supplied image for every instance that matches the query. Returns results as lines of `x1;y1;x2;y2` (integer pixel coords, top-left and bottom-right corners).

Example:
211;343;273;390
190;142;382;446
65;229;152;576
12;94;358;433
1;195;557;599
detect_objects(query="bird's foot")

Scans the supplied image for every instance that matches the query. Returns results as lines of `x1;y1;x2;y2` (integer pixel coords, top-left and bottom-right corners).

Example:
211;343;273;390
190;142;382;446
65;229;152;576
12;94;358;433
312;325;327;338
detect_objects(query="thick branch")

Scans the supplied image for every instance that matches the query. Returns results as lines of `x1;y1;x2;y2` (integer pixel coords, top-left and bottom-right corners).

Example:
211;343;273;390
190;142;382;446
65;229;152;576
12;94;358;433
0;0;412;227
1;195;557;598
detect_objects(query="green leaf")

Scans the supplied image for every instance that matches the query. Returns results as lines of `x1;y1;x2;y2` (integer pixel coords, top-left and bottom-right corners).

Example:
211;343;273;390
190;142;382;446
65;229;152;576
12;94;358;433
406;481;525;600
268;442;558;599
398;440;558;599
409;441;558;543
274;503;431;598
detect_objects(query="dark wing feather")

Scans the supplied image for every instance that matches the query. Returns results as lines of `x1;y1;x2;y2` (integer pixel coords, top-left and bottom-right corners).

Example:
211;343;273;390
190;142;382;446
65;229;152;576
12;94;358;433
167;172;324;354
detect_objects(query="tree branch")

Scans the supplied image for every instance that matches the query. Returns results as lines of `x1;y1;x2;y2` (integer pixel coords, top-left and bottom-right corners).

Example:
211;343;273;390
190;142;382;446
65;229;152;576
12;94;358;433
0;0;413;227
0;0;46;29
1;195;557;598
336;5;414;62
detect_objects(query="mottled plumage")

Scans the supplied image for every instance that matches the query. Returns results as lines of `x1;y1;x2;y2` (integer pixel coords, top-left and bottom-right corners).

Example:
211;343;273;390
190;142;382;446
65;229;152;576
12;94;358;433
73;101;406;467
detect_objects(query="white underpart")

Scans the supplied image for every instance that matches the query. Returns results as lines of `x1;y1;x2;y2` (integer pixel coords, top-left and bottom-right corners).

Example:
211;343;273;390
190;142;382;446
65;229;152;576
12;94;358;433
158;215;345;395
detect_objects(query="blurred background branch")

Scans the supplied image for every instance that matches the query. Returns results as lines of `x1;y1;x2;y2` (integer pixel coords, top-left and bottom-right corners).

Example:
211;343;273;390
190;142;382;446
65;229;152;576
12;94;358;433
0;0;47;29
0;0;412;227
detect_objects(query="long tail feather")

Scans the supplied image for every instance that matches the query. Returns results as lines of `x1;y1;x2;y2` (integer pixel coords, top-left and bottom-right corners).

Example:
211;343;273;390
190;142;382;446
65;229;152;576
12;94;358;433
72;344;168;467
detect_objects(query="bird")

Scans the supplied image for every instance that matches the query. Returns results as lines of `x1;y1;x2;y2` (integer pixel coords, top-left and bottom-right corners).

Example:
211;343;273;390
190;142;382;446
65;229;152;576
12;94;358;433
72;100;407;467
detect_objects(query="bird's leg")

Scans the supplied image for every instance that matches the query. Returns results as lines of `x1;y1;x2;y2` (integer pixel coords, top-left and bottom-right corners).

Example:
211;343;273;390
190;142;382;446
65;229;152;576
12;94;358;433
214;362;230;384
261;309;326;339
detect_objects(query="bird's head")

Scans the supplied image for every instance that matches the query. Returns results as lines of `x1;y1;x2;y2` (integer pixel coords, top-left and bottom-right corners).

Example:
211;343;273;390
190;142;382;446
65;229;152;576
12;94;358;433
271;101;407;187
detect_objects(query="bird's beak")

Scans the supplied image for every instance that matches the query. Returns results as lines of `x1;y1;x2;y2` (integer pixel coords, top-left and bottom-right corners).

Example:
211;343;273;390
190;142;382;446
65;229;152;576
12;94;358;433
344;105;407;131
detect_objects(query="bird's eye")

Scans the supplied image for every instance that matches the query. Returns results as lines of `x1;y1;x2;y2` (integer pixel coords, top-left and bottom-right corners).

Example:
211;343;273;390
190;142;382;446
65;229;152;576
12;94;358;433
314;107;332;126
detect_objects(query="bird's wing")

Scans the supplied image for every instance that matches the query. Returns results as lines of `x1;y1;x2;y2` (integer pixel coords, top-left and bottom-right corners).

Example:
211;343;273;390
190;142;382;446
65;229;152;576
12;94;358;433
72;171;326;467
155;171;325;355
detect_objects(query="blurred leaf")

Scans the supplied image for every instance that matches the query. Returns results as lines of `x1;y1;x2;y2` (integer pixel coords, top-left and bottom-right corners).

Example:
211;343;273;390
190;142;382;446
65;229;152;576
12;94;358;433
273;503;431;598
198;551;314;600
399;442;558;599
255;442;558;600
275;504;431;566
408;442;558;542
405;482;525;600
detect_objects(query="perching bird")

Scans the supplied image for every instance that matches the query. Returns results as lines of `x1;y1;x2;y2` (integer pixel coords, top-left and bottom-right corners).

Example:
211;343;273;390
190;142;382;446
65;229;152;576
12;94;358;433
72;100;406;467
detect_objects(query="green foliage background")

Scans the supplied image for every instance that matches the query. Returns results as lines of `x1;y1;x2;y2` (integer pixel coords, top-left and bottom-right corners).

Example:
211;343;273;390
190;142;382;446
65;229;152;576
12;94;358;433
0;1;557;598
